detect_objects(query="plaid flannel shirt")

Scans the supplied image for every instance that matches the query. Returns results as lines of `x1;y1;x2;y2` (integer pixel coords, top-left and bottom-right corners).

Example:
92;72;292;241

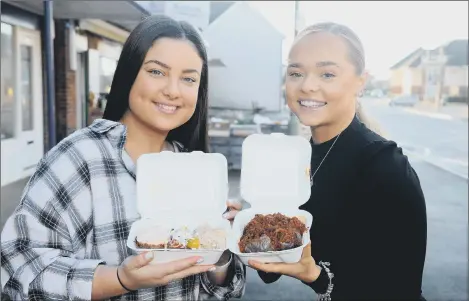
1;119;246;301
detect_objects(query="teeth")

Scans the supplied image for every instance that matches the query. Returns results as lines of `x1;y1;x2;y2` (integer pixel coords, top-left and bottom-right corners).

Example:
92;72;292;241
299;100;326;108
156;103;177;113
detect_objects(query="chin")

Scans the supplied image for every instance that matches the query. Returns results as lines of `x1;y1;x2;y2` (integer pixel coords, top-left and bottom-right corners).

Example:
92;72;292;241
150;121;184;133
295;113;324;128
144;112;191;133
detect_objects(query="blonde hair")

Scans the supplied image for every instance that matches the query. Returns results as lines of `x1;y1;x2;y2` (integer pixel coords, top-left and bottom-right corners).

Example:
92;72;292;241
356;102;385;136
295;22;384;137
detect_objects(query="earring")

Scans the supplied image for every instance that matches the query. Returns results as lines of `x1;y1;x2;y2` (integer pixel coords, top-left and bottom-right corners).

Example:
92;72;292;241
357;90;364;98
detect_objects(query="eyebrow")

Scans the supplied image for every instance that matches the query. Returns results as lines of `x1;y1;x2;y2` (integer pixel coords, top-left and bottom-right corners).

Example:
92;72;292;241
316;61;339;68
287;61;340;68
144;59;200;75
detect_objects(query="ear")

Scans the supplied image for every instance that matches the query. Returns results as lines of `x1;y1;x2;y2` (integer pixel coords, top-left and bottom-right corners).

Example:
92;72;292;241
356;70;369;96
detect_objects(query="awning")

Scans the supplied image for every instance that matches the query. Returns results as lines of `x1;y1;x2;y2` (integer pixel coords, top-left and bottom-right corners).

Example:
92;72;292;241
3;0;149;31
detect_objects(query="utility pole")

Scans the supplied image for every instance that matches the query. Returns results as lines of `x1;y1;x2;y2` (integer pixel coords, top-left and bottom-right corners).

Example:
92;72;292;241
294;0;300;36
44;0;56;150
287;0;300;136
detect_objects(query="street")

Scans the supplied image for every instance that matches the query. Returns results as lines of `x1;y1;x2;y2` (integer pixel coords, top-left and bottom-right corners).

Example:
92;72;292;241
361;98;468;179
1;102;467;301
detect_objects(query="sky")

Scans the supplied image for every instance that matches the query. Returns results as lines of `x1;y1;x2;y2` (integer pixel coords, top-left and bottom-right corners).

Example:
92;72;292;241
248;1;468;80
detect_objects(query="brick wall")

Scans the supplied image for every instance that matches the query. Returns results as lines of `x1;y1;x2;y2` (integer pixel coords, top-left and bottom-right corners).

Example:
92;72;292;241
54;20;77;142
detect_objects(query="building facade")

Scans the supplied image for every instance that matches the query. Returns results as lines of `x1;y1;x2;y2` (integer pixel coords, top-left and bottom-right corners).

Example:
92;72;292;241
1;1;147;187
389;40;468;104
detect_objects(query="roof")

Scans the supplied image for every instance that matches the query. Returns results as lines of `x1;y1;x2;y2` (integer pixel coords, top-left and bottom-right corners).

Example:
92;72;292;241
390;48;423;69
409;56;422;68
443;39;468;66
209;1;235;23
391;39;468;69
135;1;234;29
206;2;283;39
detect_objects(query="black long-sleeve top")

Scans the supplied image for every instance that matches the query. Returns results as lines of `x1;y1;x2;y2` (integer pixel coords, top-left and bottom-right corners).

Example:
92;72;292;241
259;116;427;300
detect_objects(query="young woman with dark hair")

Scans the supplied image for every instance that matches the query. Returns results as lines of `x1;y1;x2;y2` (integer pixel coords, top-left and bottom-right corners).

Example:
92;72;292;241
1;15;245;301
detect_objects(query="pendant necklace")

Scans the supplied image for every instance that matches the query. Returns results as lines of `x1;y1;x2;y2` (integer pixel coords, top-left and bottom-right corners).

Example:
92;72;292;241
310;132;341;187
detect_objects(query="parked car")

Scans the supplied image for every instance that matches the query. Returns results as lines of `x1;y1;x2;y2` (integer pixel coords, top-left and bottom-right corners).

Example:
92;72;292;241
389;95;419;107
370;89;385;98
441;96;468;105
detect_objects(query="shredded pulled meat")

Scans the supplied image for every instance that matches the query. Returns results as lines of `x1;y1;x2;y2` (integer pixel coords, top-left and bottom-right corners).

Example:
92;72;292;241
239;213;307;253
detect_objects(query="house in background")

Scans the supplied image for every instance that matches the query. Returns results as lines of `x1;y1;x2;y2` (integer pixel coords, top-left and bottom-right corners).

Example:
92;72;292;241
203;2;284;112
389;48;425;97
138;1;285;112
422;39;468;103
389;39;468;104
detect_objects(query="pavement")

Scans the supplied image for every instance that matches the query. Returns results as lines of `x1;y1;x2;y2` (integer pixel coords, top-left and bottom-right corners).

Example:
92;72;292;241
412;101;469;121
1;103;467;301
0;177;29;231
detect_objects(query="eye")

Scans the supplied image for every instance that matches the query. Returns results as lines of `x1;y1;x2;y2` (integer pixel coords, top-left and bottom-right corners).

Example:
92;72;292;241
182;77;196;84
288;72;303;78
321;72;336;79
149;69;164;76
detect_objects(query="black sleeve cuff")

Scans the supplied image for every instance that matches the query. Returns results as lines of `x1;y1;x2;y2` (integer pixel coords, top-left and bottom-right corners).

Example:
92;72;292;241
257;271;282;284
302;267;329;294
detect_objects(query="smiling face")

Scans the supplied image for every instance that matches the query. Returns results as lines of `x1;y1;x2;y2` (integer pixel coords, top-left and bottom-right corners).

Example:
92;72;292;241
128;37;203;133
285;32;365;128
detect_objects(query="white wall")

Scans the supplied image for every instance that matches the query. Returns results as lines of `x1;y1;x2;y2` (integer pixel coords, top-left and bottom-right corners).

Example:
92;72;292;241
402;68;412;94
203;2;284;112
444;66;468;87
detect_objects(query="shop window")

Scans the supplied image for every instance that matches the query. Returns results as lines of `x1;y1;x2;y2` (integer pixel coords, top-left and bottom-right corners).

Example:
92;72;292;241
1;22;15;140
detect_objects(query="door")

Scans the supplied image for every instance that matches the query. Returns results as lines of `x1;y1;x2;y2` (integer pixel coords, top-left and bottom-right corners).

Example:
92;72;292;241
1;25;43;186
16;27;43;176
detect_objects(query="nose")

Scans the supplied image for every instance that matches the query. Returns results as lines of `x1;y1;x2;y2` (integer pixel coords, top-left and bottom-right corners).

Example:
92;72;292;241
300;75;320;94
162;77;181;100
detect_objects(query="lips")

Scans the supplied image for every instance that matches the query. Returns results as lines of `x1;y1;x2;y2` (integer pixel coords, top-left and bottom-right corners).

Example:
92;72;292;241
298;99;327;109
154;102;179;114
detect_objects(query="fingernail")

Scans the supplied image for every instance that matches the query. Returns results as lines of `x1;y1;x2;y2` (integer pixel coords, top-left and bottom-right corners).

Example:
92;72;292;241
208;267;216;272
197;258;204;264
222;213;230;219
145;252;154;260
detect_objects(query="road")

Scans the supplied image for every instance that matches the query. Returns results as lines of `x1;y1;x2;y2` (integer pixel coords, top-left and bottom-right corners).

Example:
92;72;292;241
1;103;467;301
361;98;468;179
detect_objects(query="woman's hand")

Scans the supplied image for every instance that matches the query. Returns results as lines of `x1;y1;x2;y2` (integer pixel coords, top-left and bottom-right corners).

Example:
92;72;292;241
248;243;321;283
118;252;215;290
222;199;243;225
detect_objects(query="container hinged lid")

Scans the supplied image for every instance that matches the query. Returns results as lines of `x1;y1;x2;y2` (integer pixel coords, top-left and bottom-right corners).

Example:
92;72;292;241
136;151;228;225
240;133;312;210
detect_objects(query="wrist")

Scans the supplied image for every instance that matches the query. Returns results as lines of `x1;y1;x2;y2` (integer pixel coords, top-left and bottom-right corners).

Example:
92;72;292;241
302;265;322;283
92;265;131;300
117;265;136;292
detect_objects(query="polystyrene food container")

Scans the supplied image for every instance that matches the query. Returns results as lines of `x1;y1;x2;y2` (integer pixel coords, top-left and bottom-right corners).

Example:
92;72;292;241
127;151;230;265
228;133;313;265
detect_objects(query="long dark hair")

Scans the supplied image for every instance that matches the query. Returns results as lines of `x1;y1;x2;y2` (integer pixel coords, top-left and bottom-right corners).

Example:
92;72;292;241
103;15;209;152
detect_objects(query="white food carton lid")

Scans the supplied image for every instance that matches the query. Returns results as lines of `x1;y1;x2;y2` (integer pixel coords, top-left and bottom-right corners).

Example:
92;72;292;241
240;133;312;210
136;151;229;228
